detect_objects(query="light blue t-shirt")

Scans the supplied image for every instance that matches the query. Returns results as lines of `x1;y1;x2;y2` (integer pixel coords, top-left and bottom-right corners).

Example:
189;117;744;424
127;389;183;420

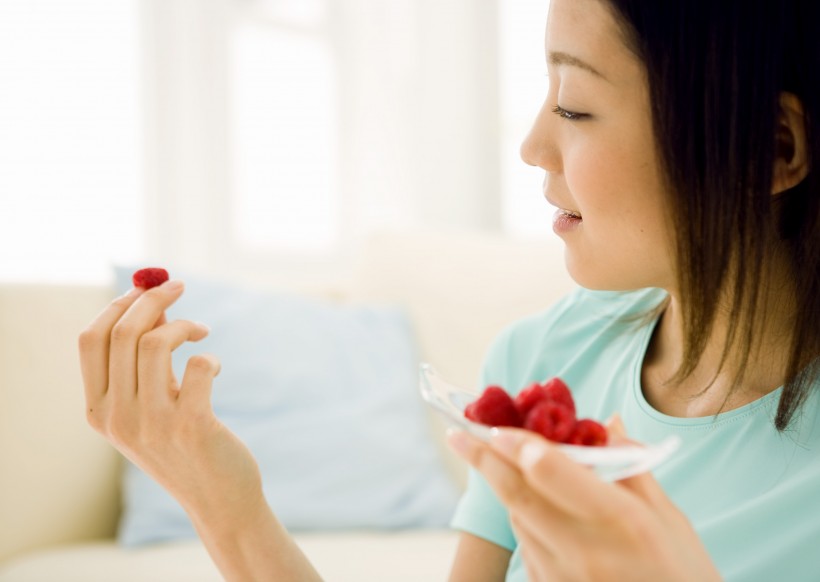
450;287;820;581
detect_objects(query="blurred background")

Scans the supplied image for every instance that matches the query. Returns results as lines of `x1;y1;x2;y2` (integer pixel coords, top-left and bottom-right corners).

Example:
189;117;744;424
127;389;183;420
0;0;557;288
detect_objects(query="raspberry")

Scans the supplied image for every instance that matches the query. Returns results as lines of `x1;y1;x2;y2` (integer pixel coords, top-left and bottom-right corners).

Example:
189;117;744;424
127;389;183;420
524;400;576;443
566;419;608;447
132;267;170;290
464;385;523;428
463;378;608;447
513;382;549;418
514;377;576;418
540;377;576;416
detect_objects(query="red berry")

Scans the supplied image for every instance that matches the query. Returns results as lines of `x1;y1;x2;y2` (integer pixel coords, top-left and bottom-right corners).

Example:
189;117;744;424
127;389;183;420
132;267;170;290
464;385;523;428
513;382;549;418
540;377;576;416
524;401;576;443
514;377;576;418
567;419;608;447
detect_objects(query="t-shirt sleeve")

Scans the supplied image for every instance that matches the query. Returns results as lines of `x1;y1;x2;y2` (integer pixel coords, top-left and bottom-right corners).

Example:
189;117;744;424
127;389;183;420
448;323;519;551
450;287;672;561
447;290;590;553
449;467;517;551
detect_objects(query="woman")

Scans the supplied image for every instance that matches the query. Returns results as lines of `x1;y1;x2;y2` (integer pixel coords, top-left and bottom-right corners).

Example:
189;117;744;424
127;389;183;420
78;0;820;579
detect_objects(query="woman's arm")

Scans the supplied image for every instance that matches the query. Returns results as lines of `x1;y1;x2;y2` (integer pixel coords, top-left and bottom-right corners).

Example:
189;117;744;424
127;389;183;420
78;281;322;581
448;533;512;582
191;498;321;582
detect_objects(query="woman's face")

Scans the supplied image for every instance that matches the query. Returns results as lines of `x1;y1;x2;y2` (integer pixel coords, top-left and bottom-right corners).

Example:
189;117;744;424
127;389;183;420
521;0;676;291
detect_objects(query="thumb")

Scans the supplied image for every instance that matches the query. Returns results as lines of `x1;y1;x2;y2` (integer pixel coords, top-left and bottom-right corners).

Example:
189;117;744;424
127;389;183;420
605;413;638;446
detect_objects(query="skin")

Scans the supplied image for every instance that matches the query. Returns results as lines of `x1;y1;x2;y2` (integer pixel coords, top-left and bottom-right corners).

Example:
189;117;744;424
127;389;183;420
448;420;721;581
79;283;323;581
448;0;808;580
77;0;808;579
521;0;804;416
522;0;675;294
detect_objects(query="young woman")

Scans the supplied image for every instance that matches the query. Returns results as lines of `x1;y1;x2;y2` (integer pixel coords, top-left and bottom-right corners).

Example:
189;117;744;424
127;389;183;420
78;0;820;580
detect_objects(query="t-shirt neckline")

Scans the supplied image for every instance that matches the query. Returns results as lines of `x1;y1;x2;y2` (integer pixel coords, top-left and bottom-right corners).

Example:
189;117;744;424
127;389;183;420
628;308;782;429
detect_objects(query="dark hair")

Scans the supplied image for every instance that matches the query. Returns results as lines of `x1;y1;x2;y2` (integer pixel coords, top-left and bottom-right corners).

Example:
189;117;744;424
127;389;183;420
604;0;820;430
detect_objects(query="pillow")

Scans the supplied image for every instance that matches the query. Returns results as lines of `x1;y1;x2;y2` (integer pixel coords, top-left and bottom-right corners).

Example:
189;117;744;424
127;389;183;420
113;266;460;547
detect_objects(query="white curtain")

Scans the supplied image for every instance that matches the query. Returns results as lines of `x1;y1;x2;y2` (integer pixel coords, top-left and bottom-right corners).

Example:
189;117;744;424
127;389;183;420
140;0;502;287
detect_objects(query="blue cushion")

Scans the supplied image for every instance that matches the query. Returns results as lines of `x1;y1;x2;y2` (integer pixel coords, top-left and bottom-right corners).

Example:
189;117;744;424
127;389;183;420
113;266;459;547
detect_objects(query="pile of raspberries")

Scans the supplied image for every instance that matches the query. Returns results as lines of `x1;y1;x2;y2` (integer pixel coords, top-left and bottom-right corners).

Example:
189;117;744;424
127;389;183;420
464;378;607;446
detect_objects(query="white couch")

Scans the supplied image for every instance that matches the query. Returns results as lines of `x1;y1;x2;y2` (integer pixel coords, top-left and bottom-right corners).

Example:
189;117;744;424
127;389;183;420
0;231;575;581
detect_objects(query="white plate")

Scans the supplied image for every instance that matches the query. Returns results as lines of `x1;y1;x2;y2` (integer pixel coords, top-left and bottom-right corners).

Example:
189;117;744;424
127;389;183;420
419;363;680;482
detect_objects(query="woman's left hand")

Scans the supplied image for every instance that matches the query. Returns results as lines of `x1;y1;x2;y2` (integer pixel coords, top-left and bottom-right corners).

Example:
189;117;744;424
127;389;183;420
447;420;722;582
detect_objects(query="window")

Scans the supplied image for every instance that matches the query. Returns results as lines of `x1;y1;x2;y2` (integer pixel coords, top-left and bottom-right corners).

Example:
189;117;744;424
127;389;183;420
229;1;339;254
1;1;554;285
499;0;560;245
0;0;142;283
143;0;504;287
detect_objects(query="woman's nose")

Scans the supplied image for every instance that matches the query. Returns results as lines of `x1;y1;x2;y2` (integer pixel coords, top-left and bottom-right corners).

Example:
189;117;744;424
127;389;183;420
520;100;560;172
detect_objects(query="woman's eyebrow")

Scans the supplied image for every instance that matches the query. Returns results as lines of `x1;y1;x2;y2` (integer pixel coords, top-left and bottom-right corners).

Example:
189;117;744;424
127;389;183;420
548;51;609;81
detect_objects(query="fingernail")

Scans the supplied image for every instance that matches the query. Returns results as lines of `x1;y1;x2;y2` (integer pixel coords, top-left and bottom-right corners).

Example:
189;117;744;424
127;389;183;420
165;280;184;291
606;413;626;437
196;321;211;333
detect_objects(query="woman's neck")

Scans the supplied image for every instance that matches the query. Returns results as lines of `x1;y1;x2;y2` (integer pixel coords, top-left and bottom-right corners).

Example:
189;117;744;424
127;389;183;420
641;253;796;418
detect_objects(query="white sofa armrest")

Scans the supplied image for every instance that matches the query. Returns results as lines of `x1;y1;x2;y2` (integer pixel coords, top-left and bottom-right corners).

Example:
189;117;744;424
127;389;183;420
0;285;121;563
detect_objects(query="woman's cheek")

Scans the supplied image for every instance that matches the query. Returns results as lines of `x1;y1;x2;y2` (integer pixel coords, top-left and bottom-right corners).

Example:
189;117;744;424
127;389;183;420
562;155;665;290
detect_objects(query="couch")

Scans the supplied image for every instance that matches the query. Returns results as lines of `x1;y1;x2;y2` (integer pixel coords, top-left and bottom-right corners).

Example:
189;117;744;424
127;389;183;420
0;230;575;581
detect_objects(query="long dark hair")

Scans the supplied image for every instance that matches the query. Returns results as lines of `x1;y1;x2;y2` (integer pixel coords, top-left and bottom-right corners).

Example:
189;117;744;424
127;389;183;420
605;0;820;430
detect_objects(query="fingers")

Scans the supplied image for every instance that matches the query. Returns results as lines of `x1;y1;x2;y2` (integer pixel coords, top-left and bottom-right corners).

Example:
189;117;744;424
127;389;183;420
616;466;673;511
489;429;622;519
154;311;168;329
79;286;145;403
448;430;573;562
604;415;670;507
452;426;696;581
108;280;185;402
137;319;211;408
606;413;626;437
604;413;640;446
514;523;562;582
447;429;566;522
178;353;221;415
491;428;673;519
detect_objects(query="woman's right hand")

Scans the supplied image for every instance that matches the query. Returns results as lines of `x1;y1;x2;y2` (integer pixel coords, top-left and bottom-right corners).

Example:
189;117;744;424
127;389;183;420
78;280;265;526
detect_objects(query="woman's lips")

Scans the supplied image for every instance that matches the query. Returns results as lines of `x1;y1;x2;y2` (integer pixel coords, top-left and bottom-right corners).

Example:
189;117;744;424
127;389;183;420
552;208;583;234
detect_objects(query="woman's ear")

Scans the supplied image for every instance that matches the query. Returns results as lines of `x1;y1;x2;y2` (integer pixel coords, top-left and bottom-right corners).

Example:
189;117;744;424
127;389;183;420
772;92;809;195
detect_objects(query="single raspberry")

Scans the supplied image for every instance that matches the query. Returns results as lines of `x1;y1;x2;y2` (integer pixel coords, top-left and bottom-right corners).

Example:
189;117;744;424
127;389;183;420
132;268;170;290
464;385;523;428
540;377;576;416
514;377;576;418
567;419;608;447
524;400;576;443
513;381;550;418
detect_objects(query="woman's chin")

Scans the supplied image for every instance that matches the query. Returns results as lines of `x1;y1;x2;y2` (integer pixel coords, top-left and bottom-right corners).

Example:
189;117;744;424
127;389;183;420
563;252;648;292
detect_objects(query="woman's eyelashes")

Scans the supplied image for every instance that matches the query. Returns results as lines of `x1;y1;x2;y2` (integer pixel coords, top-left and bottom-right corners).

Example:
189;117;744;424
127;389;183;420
552;104;589;121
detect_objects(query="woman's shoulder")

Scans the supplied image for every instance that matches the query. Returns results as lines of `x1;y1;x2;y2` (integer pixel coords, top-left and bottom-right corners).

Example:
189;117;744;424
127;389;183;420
480;287;667;385
500;286;667;343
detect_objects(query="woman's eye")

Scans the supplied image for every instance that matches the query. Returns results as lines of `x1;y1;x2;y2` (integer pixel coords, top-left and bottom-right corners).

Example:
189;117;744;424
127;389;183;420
551;105;588;121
